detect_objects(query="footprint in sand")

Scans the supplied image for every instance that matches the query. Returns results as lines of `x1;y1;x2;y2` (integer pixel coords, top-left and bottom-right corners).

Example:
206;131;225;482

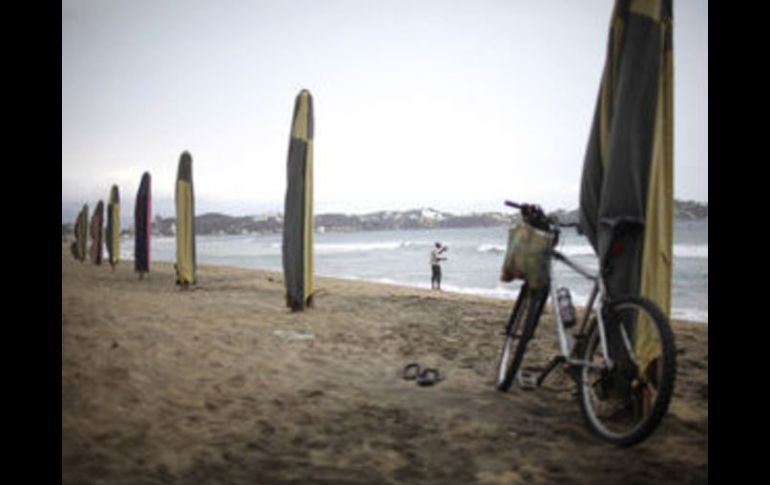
299;389;324;400
204;397;232;412
441;348;459;361
258;420;276;436
103;366;130;386
226;374;247;389
185;415;203;429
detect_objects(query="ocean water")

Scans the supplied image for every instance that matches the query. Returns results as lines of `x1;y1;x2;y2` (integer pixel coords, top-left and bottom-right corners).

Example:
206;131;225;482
120;219;708;323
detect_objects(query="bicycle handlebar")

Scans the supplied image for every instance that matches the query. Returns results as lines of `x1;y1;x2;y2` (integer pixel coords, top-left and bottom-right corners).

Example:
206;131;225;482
505;200;579;231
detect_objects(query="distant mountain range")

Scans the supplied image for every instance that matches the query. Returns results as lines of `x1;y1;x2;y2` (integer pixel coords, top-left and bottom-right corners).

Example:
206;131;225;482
62;200;707;238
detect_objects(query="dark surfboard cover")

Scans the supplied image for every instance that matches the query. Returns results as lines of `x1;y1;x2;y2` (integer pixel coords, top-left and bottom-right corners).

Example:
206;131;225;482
134;172;152;273
282;90;315;310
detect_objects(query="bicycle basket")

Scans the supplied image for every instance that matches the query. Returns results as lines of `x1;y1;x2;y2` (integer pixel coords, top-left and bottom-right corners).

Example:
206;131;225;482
500;222;555;289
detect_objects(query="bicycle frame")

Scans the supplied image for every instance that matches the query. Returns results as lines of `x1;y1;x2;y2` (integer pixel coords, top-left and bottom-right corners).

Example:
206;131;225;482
548;249;614;370
500;200;639;377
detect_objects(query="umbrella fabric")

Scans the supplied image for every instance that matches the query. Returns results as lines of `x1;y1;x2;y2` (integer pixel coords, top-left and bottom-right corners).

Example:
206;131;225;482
134;172;152;274
105;185;121;268
89;200;104;265
72;204;89;262
282;89;314;311
578;0;673;372
175;151;196;285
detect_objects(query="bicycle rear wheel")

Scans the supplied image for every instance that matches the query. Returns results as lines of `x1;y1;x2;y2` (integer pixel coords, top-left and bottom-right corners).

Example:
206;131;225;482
578;296;676;447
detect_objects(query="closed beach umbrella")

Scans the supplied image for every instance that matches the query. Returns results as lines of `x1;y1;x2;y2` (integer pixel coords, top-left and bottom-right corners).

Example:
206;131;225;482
89;200;105;265
134;172;152;277
282;89;315;311
105;185;120;269
578;0;673;371
72;203;89;262
175;151;196;287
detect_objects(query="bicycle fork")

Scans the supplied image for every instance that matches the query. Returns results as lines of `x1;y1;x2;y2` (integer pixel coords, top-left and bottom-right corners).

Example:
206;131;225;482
503;284;529;338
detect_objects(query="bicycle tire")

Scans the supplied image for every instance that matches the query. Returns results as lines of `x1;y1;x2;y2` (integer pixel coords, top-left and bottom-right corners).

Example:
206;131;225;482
495;285;530;391
496;285;548;392
577;296;676;447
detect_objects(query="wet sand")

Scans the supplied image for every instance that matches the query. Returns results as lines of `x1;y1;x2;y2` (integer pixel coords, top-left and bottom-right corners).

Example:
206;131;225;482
62;246;707;484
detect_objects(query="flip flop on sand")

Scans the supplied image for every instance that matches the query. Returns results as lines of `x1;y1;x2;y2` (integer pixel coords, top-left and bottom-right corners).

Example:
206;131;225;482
402;364;444;386
416;368;443;387
402;363;421;380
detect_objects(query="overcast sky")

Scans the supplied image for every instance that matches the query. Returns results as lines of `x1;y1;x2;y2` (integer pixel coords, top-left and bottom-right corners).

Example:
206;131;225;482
62;0;707;220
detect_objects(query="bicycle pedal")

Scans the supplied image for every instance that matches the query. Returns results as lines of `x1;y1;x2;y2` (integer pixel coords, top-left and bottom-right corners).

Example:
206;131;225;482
517;371;538;390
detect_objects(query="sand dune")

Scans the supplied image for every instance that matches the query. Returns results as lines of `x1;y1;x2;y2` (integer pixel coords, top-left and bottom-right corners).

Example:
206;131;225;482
62;246;707;484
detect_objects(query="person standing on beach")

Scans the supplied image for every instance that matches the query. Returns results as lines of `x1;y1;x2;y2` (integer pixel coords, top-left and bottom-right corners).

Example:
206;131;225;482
431;242;448;290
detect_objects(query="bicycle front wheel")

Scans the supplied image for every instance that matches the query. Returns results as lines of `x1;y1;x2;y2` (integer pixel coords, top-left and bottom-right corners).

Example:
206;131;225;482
496;285;530;391
578;296;676;447
496;284;549;392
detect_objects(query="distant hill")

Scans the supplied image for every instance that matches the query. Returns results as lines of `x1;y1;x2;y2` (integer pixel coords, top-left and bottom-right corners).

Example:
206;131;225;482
673;200;709;219
545;200;708;226
62;200;707;237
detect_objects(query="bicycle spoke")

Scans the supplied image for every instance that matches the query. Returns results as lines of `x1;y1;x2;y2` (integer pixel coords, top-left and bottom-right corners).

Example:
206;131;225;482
618;319;637;362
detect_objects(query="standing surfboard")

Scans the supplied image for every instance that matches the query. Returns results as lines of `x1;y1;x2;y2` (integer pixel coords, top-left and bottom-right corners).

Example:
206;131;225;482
71;203;88;262
578;0;673;374
105;185;120;270
89;200;104;265
282;89;314;311
175;151;196;288
134;172;151;278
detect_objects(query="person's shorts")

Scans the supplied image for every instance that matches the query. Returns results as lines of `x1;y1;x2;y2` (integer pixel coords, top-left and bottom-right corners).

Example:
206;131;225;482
431;264;442;280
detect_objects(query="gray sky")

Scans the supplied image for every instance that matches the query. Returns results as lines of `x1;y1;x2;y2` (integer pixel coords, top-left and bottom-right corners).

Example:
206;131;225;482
62;0;707;220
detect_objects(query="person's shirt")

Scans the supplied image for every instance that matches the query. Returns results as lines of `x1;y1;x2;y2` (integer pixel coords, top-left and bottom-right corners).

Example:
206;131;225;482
431;248;445;266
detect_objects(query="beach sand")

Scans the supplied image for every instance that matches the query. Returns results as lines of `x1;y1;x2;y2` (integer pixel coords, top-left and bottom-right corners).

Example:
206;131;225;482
62;245;707;485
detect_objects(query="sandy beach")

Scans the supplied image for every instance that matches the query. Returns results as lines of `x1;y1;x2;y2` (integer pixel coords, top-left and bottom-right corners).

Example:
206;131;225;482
62;245;707;485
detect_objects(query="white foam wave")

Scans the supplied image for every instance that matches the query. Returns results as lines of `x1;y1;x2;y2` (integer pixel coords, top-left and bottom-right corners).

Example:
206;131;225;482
557;245;597;257
674;245;708;259
312;240;434;254
329;274;427;289
326;274;519;300
555;244;707;259
671;308;708;323
400;241;433;249
478;243;597;257
477;244;505;254
316;242;403;254
441;284;517;300
267;239;440;254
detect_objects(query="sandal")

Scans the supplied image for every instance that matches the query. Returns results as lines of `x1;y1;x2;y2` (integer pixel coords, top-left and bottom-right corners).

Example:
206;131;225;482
416;368;443;387
402;363;421;380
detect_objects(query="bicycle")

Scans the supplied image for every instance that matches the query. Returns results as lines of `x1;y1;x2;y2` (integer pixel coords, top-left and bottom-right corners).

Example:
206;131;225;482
495;200;676;447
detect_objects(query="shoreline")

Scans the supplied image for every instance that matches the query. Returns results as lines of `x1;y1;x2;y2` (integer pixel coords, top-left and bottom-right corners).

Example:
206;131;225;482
107;251;709;326
306;274;709;325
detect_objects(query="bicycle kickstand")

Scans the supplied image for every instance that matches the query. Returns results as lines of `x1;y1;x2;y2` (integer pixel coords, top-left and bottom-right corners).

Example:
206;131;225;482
536;355;566;387
517;355;566;390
